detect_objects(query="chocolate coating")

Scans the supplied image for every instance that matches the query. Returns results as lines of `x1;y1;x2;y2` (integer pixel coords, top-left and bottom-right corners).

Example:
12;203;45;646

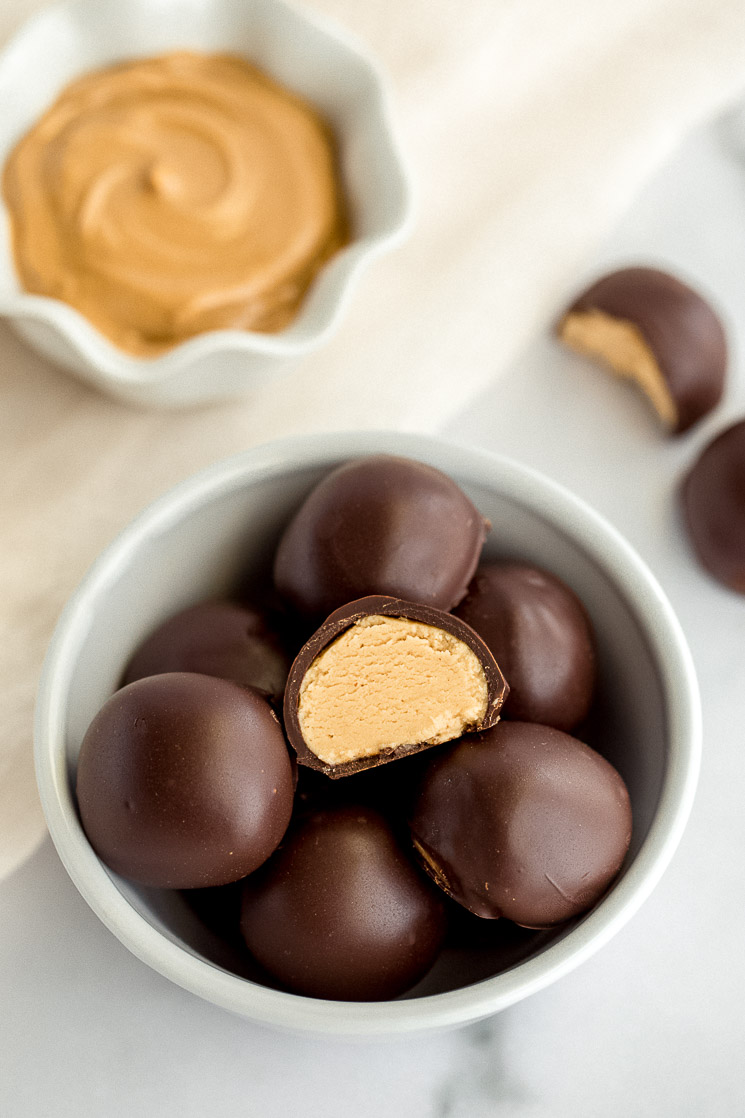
409;721;632;928
123;600;289;704
76;673;294;888
562;266;726;433
273;455;488;621
454;563;595;730
283;595;508;777
240;806;447;1000
681;418;745;592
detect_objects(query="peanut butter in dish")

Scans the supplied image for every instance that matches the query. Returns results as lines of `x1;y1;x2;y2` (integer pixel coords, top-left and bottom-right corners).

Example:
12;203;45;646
2;51;349;355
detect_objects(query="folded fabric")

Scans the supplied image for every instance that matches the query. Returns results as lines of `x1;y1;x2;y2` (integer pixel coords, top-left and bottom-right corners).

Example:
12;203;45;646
3;0;745;881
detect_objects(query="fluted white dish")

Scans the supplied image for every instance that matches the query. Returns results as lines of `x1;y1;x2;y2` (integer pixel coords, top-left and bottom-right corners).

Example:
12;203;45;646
34;432;701;1036
0;0;411;406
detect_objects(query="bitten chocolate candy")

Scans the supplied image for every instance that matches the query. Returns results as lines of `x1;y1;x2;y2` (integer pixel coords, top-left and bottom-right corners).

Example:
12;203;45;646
76;673;294;888
681;418;745;592
454;562;595;731
558;266;726;433
123;599;289;704
240;806;447;1000
273;455;487;622
409;721;632;928
284;595;508;778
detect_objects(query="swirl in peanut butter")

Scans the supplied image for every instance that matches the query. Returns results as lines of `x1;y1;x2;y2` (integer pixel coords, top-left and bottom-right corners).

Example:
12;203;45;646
2;51;349;355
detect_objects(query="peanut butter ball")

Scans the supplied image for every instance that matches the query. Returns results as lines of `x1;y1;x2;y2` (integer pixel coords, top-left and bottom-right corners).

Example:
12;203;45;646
273;455;488;621
454;563;595;731
123;599;289;704
558;266;726;433
76;673;294;888
240;807;447;1000
681;418;745;592
410;721;632;928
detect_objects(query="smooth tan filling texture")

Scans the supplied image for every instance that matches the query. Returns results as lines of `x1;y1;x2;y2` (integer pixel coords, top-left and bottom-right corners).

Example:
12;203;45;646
297;615;489;766
559;309;677;428
2;51;348;355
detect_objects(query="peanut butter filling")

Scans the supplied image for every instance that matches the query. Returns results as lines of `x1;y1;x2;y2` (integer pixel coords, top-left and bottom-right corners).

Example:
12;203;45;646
296;615;489;767
2;51;348;355
559;308;678;427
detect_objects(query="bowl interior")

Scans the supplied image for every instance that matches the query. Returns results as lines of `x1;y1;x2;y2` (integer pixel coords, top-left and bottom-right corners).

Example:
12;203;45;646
39;435;678;1021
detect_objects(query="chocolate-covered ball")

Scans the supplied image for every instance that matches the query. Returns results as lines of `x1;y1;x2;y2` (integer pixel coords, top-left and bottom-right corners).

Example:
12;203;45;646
681;418;745;593
558;266;726;434
273;455;487;622
123;600;289;704
240;806;447;1000
409;722;632;928
454;563;595;730
76;673;294;888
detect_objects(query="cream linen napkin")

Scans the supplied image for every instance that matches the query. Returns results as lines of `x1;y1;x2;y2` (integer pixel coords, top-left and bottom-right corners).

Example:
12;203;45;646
3;0;745;881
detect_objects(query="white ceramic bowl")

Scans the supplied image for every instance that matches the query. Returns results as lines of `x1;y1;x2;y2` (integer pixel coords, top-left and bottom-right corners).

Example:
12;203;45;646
35;432;701;1036
0;0;411;406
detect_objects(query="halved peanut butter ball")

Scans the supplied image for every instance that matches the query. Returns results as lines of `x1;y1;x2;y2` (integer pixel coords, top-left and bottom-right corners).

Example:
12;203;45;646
557;266;726;434
283;596;508;777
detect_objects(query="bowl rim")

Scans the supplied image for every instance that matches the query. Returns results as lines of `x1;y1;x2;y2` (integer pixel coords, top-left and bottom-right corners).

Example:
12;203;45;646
0;0;413;384
34;430;702;1035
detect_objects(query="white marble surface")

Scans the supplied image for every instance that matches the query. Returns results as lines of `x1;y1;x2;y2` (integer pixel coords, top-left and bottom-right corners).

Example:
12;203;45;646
3;116;745;1117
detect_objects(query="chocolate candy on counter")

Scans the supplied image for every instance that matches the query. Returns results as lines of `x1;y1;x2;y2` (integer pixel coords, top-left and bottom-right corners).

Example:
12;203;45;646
123;599;290;704
273;455;487;622
240;806;447;1000
409;721;632;928
283;595;508;778
681;418;745;592
557;266;726;434
454;562;595;731
76;673;294;889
